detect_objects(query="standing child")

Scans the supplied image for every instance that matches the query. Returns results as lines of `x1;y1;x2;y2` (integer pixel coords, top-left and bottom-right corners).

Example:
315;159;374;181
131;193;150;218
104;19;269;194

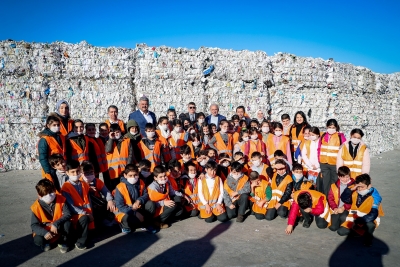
233;129;249;156
281;114;292;136
249;171;272;220
209;120;233;157
169;119;186;160
137;123;163;171
47;154;69;193
156;116;172;164
260;121;271;145
187;133;205;158
266;122;292;166
200;124;213;147
98;123;109;145
301;126;321;186
85;123;108;178
167;108;177;131
242;127;266;161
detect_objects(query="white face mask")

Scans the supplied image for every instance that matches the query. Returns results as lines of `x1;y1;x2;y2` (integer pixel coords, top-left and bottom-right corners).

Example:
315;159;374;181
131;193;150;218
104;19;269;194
252;160;261;167
159;124;168;131
190;130;196;134
222;161;230;167
174;127;182;132
351;138;361;145
251;134;258;140
261;127;269;133
114;133;121;139
200;159;208;166
69;175;80;182
127;177;139;184
130;130;138;135
274;131;282;137
50;126;60;133
157;179;168;185
198;119;204;124
141;171;151;178
188;173;197;179
41;193;56;204
231;173;242;180
309;135;318;141
358;188;370;196
238;160;245;164
146;132;155;138
242;137;249;142
220;128;227;134
192;141;200;147
83;174;95;183
327;128;336;135
304;136;309;140
293;173;303;182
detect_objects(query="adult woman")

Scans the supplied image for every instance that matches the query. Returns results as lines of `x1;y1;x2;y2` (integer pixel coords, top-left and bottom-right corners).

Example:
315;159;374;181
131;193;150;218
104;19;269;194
290;111;311;154
255;109;265;124
50;100;74;136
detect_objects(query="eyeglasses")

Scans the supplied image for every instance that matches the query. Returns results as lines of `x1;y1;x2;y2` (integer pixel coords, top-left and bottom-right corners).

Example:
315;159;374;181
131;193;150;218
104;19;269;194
276;167;286;171
189;106;196;109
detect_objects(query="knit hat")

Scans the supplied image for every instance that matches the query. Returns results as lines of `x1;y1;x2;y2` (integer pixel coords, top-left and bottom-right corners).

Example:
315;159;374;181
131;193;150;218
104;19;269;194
127;120;139;130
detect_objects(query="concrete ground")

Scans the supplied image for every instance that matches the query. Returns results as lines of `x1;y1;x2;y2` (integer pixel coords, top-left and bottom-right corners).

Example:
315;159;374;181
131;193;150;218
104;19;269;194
0;150;399;267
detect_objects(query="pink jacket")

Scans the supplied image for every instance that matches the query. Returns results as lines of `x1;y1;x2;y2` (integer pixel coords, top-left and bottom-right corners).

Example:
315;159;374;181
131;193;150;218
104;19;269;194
336;141;370;174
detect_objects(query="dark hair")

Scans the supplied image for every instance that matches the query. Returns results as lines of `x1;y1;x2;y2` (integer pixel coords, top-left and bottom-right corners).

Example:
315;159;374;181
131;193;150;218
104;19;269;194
239;129;249;142
309;126;320;136
184;161;197;172
99;122;109;130
303;126;311;133
190;132;201;142
326;119;340;131
230;161;243;172
145;123;155;131
292;163;303;172
219;119;229;126
281;114;290;120
355;174;371;186
273;122;283;130
236;106;245;112
188;102;196;106
249;171;260;180
36;179;55;197
207;148;217;156
66;160;80;171
251;151;262;159
168;159;181;170
158;116;168;125
293;111;309;127
248;127;259;136
337;166;351;177
274;150;285;158
274;159;287;166
73;119;84;127
138;159;151;168
180;144;192;155
124;164;138;174
153;165;166;177
85;123;96;130
205;160;218;170
80;161;94;173
46;115;60;127
234;151;244;158
108;105;118;112
49;154;65;167
200;124;213;139
239;120;248;128
172;119;182;126
218;153;230;160
297;193;311;209
350;128;364;138
250;119;259;127
167;108;177;115
231;114;240;121
210;123;217;129
182;117;191;125
197;112;205;119
109;123;121;132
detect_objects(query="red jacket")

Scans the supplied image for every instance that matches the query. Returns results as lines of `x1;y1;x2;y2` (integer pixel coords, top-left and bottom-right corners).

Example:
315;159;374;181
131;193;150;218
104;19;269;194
327;179;355;210
288;193;325;226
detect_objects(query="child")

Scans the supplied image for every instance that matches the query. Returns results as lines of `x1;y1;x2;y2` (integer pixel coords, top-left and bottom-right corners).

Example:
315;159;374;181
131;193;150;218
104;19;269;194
301;126;320;186
124;120;142;161
105;105;126;134
85;123;108;178
281;114;292;136
285;189;331;235
179;145;201;173
249;119;260;130
170;119;186;160
200;124;213;147
114;164;156;234
291;163;313;192
147;165;183;229
233;129;249;156
207;148;217;162
241;127;266;162
181;161;200;218
231;114;241;133
48;154;69;192
339;174;383;246
197;150;210;172
248;152;272;181
187;133;205;158
197;161;228;223
260;121;271;144
266;122;292;166
80;161;116;229
209;119;233;157
217;153;231;181
98;123;109;145
156;116;172;163
223;162;250;222
137;123;163;171
233;151;248;173
61;160;94;250
294;126;310;164
273;150;292;172
249;171;272;220
138;159;153;186
31;179;72;253
229;121;240;144
194;112;206;132
265;159;293;220
167;159;183;192
167;108;177;131
210;123;218;134
327;166;355;234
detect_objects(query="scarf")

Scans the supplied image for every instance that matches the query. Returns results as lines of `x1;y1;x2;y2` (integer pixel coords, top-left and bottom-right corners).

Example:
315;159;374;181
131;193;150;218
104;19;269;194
55;99;70;119
124;131;141;140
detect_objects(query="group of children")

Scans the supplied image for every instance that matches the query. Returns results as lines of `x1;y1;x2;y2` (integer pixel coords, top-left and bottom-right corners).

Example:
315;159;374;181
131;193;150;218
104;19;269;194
32;100;383;253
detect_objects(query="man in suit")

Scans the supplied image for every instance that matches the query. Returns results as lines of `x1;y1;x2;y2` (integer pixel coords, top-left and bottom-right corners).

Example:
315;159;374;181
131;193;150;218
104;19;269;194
205;104;226;128
178;102;199;125
128;96;157;136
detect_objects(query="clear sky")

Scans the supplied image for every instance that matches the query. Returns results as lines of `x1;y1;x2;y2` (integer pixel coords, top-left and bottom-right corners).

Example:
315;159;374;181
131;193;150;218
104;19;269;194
2;0;399;73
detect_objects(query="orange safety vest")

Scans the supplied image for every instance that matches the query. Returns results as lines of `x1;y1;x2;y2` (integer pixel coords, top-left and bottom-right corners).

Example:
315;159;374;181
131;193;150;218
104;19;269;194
89;136;108;173
266;134;290;165
30;194;65;242
60;119;74;137
342;191;384;230
329;183;355;212
148;183;170;217
155;129;172;162
105;119;126;134
341;143;367;179
167;174;180;191
290;125;305;152
61;181;94;229
292;190;331;224
214;132;233;157
187;141;206;159
198;176;225;218
267;173;292;209
181;178;199;211
106;139;130;179
40;135;66;178
138;140;161;172
169;133;186;160
248;163;270;181
241;140;266;160
178;159;202;173
223;174;249;199
113;180;145;223
232;132;240;145
250;179;270;214
283;124;292;136
320;133;341;165
301;139;312;172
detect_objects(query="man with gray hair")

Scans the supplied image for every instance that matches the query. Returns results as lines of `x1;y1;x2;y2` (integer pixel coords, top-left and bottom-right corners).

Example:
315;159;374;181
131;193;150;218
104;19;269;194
205;104;226;127
128;96;157;136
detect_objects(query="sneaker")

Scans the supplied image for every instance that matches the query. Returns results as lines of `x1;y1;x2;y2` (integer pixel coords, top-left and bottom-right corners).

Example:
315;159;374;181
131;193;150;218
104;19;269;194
146;226;157;234
42;244;51;252
75;242;86;250
121;228;131;234
58;244;69;253
236;215;245;223
303;221;311;228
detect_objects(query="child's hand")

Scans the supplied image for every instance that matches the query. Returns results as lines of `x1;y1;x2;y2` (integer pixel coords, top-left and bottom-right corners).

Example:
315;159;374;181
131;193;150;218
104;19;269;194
109;132;115;139
333;208;338;214
257;200;266;208
205;204;212;214
50;224;58;234
215;203;224;213
229;204;235;209
337;207;345;214
285;225;293;235
274;203;281;209
164;200;175;208
44;232;54;240
230;191;238;198
304;208;312;213
108;200;116;212
198;173;206;180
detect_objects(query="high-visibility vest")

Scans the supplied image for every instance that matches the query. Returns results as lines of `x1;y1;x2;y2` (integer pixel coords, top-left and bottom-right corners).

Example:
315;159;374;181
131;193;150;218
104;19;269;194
342;191;384;230
292;190;331;224
181;178;199;211
40;134;66;178
266;134;290;165
60;119;74;137
320;133;341;165
301;140;312;172
167;174;180;191
250;179;270;214
89;136;108;173
30;194;65;242
223;175;249;199
232;132;240;145
198;176;226;218
214;132;233;157
248;163;270;181
69;136;90;163
148;183;170;217
106;139;130;179
329;183;355;212
241;140;266;161
178;158;202;173
155;129;172;162
169;133;186;160
341;143;367;179
138;140;161;172
267;173;292;209
113;180;145;223
105;119;126;134
61;181;94;229
291;126;305;152
186;141;206;159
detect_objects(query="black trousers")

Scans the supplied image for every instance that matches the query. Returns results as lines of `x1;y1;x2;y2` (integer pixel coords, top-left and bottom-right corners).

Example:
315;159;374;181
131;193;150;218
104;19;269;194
329;210;349;231
102;171;112;191
299;208;328;229
319;163;338;197
337;221;376;242
121;200;157;229
265;205;288;221
226;194;249;219
75;215;90;245
34;221;72;247
204;212;228;223
157;196;183;223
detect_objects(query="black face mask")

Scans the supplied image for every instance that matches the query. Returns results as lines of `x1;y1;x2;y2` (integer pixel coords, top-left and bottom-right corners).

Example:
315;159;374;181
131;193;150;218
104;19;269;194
184;125;189;130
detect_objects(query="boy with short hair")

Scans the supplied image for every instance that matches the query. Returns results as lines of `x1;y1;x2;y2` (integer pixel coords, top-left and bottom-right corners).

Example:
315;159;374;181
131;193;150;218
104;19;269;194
291;163;313;192
281;114;292;136
138;159;153;186
197;161;228;223
61;160;93;250
274;150;292;171
31;179;72;253
114;164;156;234
181;161;200;217
98;123;109;144
48;154;69;192
339;174;383;246
234;151;248;173
249;171;272;220
248;152;272;181
137;123;163;171
179;145;201;173
223;162;250;222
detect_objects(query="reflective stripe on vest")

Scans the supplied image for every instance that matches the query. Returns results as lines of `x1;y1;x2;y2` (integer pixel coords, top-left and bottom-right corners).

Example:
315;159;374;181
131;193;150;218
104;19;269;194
341;143;366;178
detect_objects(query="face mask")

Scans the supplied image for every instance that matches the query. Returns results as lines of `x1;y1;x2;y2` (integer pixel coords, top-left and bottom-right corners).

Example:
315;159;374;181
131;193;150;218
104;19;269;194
252;160;261;167
293;173;303;182
76;130;84;135
274;131;282;137
157;179;168;185
41;193;56;204
220;128;227;134
175;127;182;132
198;119;204;124
251;135;258;140
190;130;196;134
231;173;242;180
351;138;361;145
327;128;336;135
262;127;269;133
127;177;139;184
83;174;95;183
309;135;318;141
141;171;151;178
114;133;121;139
304;136;309;140
146;132;155;138
159;124;168;131
68;175;80;182
184;125;189;130
50;126;60;133
358;188;370;196
242;137;249;142
192;141;200;147
188;173;197;179
130;129;138;135
222;161;230;167
203;131;209;135
340;179;351;185
238;160;244;164
200;159;208;166
235;122;239;127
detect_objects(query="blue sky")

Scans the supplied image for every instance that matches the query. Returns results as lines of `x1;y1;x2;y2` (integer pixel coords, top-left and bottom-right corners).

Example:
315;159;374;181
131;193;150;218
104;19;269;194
2;0;399;73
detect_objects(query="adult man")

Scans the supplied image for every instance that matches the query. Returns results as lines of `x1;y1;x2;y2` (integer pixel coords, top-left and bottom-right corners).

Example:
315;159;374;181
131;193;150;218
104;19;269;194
105;105;126;134
205;104;226;127
236;106;251;125
128;97;157;136
179;102;199;124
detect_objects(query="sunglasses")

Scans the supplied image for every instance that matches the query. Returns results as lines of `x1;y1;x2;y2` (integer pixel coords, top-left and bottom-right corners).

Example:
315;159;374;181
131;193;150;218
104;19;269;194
189;106;196;109
276;167;286;171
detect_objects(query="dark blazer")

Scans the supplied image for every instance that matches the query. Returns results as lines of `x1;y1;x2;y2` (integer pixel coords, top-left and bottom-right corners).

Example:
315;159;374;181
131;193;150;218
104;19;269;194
179;112;200;124
128;110;157;136
205;114;226;126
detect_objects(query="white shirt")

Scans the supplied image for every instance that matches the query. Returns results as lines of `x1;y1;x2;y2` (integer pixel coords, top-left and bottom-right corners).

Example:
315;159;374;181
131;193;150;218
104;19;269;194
197;175;224;205
210;115;218;125
301;139;321;171
140;110;153;124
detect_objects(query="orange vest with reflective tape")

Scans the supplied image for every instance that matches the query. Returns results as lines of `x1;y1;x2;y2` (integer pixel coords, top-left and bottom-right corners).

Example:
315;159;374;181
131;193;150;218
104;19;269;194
320;133;341;165
198;176;225;218
291;126;305;151
155;129;172;162
60;119;74;137
293;190;331;223
241;140;266;160
138;140;161;171
181;178;199;211
169;133;186;160
223;175;249;199
69;136;90;163
251;179;270;214
148;183;170;217
266;134;290;165
114;180;145;223
89;136;108;173
267;173;292;209
105;119;126;134
106;139;130;179
40;135;66;178
187;141;206;159
214;132;233;157
341;143;367;179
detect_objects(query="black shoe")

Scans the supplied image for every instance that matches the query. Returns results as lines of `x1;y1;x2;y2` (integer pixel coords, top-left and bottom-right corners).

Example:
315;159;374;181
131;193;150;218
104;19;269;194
298;216;304;223
236;215;245;223
303;221;311;228
75;242;86;250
